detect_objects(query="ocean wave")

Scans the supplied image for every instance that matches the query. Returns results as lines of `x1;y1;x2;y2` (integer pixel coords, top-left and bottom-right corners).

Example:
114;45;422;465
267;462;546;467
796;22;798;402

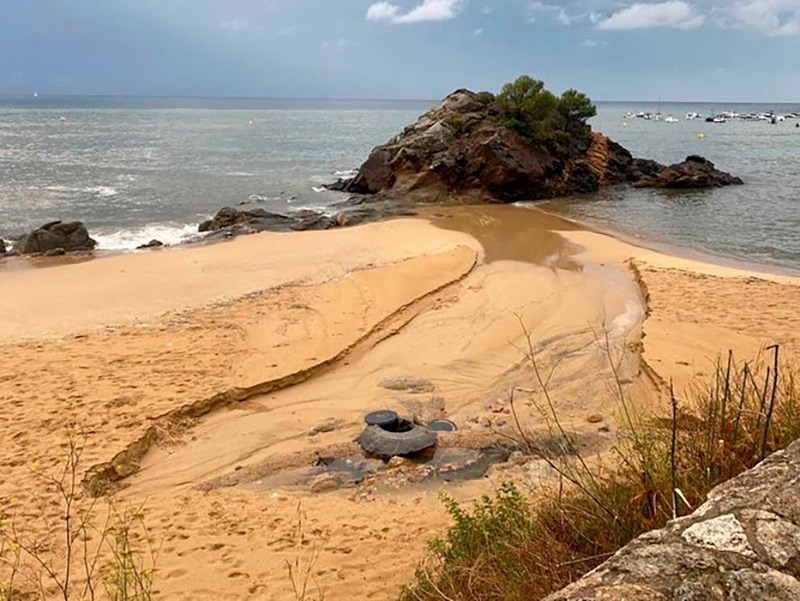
334;169;358;179
311;186;327;193
43;185;119;197
93;222;200;251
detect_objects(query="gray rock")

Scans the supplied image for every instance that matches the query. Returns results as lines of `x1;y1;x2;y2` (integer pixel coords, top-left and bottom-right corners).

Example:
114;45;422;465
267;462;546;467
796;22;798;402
0;238;5;255
545;439;800;600
17;221;96;255
137;239;164;249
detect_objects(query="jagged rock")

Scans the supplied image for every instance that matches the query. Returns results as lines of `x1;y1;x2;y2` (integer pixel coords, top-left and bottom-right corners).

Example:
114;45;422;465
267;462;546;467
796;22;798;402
198;207;293;233
336;89;739;204
17;221;96;255
545;439;800;600
635;155;744;189
136;239;164;249
0;239;5;255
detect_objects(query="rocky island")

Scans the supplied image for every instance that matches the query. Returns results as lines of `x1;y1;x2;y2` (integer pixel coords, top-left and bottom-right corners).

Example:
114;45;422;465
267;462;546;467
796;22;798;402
333;76;742;204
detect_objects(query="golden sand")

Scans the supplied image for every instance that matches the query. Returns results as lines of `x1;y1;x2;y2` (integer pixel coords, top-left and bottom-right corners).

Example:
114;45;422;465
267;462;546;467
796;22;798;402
1;205;798;599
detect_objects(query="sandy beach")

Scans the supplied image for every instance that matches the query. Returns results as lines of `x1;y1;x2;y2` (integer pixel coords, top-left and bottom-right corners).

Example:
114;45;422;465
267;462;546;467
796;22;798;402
2;205;798;600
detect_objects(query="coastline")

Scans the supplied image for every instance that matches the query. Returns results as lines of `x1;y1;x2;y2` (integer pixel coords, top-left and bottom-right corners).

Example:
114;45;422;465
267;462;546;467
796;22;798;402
532;201;800;280
1;204;798;600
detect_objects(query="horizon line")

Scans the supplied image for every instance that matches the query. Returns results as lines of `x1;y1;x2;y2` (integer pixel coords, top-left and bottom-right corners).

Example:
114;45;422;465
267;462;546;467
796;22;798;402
1;92;798;105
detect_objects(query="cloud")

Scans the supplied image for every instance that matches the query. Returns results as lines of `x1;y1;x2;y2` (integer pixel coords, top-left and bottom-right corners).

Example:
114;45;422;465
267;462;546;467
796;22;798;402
366;2;402;21
597;1;705;30
527;2;602;26
724;0;800;36
219;17;250;31
474;27;484;34
366;0;465;24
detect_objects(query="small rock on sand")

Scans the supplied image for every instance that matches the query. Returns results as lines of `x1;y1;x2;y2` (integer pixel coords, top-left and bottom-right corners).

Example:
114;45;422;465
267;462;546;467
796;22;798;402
309;418;342;437
587;413;604;424
380;377;435;394
308;473;342;493
387;456;406;469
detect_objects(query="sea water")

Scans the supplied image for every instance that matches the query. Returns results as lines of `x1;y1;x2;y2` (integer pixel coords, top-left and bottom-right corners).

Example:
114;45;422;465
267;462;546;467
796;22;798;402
0;96;798;270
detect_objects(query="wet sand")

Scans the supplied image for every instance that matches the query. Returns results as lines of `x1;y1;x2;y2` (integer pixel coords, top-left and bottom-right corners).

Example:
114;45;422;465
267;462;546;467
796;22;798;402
1;205;798;600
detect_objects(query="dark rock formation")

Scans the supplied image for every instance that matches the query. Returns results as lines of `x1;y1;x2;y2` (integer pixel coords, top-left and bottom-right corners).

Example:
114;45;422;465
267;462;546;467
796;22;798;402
635;155;744;189
335;89;741;204
198;203;416;240
137;239;164;249
0;239;5;255
17;221;96;255
198;207;327;234
545;439;800;600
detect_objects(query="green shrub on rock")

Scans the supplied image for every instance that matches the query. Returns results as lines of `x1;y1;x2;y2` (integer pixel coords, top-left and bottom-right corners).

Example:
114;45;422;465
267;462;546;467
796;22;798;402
495;75;596;143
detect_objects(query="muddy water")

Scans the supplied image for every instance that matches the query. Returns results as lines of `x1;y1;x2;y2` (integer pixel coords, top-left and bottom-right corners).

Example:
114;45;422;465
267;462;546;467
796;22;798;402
418;204;584;268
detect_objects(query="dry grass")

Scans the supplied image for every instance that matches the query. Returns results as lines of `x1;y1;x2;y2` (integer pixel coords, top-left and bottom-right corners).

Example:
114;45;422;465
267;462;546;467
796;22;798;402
0;433;159;601
400;343;800;601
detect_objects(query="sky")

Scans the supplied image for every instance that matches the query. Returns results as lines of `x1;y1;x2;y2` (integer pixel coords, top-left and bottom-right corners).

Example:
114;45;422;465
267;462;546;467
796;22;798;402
1;1;800;102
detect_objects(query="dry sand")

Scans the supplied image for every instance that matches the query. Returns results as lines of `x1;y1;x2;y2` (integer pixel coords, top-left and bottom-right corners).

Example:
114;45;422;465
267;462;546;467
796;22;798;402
1;205;798;600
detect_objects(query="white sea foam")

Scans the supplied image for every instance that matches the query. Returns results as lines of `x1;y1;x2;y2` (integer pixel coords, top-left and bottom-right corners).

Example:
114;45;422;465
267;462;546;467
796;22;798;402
311;186;327;193
43;185;119;197
334;169;358;179
93;222;200;251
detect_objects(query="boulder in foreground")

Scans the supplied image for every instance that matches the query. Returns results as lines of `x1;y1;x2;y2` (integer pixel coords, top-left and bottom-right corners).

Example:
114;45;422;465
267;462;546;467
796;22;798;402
17;221;96;255
546;439;800;600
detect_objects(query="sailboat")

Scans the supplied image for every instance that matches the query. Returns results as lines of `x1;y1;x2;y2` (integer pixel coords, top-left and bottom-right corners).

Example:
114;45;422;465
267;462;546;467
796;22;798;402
33;92;39;98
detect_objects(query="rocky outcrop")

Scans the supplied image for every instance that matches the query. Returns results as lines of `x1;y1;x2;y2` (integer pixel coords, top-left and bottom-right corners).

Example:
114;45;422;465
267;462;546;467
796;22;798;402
17;221;96;255
545;439;800;600
635;155;744;189
338;89;616;203
0;238;6;255
335;89;741;204
198;203;415;239
136;239;164;249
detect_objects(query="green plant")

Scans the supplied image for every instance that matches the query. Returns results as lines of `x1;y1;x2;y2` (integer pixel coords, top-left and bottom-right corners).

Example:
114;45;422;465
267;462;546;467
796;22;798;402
0;433;158;601
495;76;596;143
401;342;800;601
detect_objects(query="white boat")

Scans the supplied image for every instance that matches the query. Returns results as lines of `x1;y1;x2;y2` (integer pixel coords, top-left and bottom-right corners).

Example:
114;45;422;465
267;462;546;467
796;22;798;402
33;92;38;98
685;112;700;120
665;115;679;123
713;116;727;123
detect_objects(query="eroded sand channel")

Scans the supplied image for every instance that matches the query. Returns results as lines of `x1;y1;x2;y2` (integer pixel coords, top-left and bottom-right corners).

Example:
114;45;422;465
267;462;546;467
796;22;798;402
1;206;647;600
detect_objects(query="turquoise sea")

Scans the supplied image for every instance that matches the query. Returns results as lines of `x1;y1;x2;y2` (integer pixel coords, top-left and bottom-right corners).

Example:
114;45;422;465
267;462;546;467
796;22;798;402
0;95;798;271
